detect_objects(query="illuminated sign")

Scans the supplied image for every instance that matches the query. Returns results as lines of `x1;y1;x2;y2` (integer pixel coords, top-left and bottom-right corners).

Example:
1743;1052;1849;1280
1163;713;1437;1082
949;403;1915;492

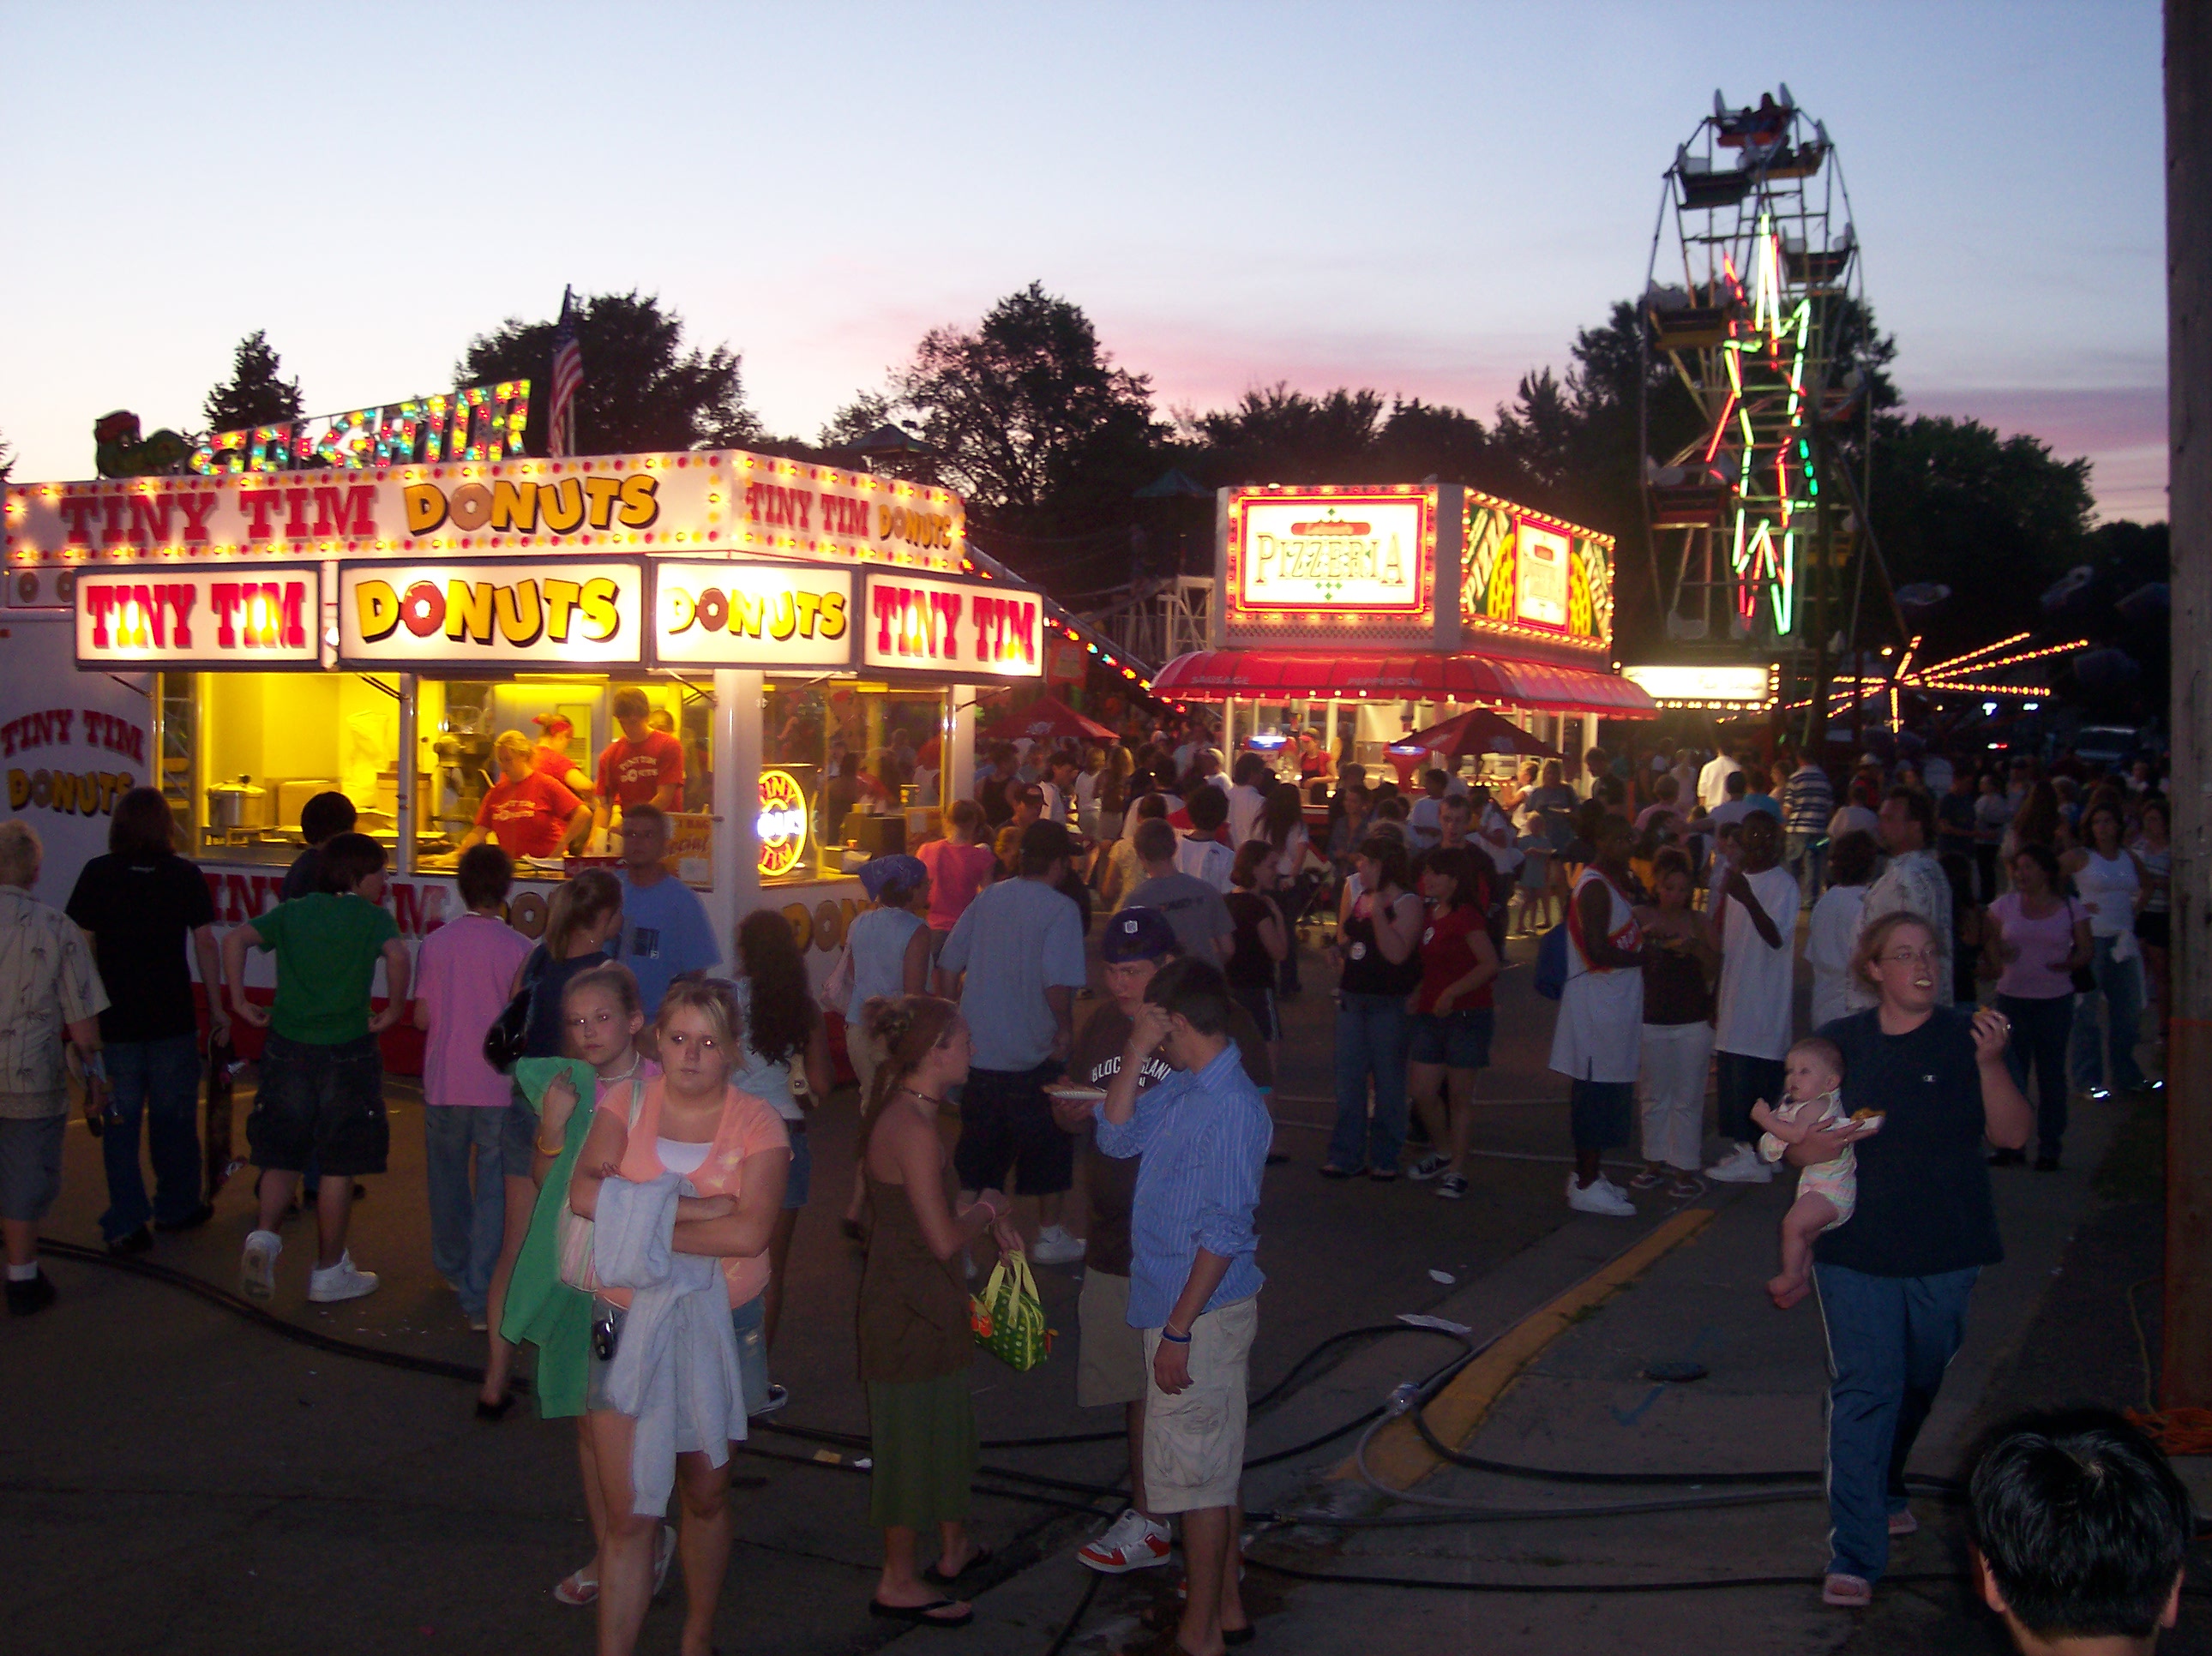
337;558;644;670
860;571;1042;678
192;382;531;475
7;451;965;573
1622;663;1774;707
650;561;855;669
74;564;322;669
1234;495;1428;614
1462;495;1614;657
757;768;808;878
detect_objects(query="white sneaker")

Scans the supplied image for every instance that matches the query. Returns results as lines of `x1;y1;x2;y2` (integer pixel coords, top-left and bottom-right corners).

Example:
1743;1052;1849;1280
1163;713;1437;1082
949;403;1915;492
1078;1508;1173;1573
306;1251;380;1302
1566;1173;1637;1216
241;1229;281;1299
1704;1144;1775;1184
1031;1225;1087;1266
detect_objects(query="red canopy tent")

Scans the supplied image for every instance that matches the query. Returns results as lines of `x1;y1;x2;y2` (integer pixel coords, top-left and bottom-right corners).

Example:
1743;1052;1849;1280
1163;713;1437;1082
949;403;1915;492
1382;707;1560;788
984;693;1117;745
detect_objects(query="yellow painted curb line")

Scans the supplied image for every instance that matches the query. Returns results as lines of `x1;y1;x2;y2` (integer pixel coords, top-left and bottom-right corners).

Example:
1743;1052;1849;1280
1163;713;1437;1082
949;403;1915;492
1346;1206;1717;1492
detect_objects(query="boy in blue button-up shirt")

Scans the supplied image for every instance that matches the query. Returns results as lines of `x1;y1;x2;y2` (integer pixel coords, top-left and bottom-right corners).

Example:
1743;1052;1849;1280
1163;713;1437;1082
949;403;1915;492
1093;957;1271;1656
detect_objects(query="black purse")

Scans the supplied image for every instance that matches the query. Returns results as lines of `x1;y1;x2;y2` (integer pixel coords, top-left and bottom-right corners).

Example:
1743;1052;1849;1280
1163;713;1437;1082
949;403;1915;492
483;953;544;1075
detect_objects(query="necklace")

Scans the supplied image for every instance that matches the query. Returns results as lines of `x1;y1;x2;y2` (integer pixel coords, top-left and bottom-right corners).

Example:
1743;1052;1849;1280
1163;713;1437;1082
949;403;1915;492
899;1084;949;1109
599;1053;644;1085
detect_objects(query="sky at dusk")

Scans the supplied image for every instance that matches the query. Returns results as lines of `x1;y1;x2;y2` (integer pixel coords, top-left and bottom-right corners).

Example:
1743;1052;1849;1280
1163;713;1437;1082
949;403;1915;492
0;2;2167;520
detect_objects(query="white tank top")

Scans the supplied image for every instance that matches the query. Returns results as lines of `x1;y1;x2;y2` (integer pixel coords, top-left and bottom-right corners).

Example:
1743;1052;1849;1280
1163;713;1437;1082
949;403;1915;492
2075;849;2138;938
655;1137;711;1175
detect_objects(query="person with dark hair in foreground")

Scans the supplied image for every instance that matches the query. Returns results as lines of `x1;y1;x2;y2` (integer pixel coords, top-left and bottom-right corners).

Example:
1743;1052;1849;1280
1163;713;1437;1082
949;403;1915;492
1970;1407;2191;1654
1093;956;1272;1656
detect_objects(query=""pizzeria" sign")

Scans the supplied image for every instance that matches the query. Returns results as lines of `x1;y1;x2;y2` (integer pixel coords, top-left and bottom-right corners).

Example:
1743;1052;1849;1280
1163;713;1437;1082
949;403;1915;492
337;557;644;669
859;571;1041;679
74;564;322;669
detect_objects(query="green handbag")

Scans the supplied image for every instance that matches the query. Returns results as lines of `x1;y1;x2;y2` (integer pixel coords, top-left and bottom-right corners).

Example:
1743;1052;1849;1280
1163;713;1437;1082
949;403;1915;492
970;1252;1055;1371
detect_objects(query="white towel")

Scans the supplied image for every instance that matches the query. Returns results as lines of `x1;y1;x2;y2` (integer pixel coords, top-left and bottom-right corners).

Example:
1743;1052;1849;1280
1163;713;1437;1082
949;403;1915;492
594;1172;749;1516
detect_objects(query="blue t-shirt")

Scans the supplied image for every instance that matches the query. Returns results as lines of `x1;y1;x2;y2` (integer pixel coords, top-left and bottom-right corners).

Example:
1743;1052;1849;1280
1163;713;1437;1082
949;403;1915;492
615;871;718;1017
939;877;1088;1071
845;906;926;1023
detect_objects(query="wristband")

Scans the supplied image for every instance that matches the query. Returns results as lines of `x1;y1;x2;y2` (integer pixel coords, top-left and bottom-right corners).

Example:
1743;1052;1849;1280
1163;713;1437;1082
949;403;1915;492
1159;1326;1192;1344
534;1137;565;1158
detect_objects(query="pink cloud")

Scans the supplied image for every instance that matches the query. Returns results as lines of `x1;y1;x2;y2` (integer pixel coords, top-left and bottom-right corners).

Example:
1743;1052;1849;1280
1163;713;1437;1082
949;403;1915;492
1900;386;2168;522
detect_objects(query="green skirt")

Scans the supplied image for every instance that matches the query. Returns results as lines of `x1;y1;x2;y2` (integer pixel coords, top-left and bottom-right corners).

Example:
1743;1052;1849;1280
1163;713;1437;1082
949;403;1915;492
867;1371;977;1529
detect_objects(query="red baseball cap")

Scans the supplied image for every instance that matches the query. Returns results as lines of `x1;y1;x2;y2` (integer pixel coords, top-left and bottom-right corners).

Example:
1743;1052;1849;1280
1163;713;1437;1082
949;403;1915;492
532;713;574;736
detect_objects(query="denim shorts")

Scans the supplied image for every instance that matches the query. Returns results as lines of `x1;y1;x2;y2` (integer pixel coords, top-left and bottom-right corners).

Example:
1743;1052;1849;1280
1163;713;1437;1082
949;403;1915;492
0;1112;66;1223
501;1083;543;1173
784;1124;812;1210
585;1293;772;1417
247;1033;389;1177
953;1063;1073;1197
1409;1006;1494;1070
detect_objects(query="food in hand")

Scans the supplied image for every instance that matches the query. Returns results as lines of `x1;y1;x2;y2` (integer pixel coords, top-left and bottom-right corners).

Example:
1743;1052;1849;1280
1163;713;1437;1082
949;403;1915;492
1848;1109;1884;1132
1044;1083;1107;1102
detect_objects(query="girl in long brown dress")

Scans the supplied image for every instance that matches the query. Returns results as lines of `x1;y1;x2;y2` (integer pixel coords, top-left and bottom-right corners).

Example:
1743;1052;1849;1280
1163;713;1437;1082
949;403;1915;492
857;995;1023;1628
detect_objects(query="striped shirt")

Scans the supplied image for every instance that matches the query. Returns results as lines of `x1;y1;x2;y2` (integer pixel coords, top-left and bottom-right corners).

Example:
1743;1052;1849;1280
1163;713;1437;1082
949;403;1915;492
0;885;110;1118
1093;1038;1272;1329
1782;764;1836;835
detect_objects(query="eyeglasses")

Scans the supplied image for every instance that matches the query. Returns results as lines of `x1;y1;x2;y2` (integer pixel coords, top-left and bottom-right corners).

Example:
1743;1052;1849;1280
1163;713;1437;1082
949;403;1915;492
1878;947;1941;966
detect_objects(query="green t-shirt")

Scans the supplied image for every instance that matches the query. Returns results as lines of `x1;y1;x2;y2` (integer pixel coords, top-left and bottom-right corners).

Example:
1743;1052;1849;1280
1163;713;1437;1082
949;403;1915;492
255;892;400;1045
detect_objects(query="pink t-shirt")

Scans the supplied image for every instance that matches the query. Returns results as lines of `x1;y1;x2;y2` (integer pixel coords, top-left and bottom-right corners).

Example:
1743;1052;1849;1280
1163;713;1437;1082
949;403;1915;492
598;1077;790;1309
413;912;534;1107
920;837;996;933
1989;892;2080;1000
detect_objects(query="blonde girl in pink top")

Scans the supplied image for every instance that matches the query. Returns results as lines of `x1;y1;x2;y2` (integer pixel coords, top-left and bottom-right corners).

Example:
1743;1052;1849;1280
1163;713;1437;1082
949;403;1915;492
569;975;789;1656
919;797;995;947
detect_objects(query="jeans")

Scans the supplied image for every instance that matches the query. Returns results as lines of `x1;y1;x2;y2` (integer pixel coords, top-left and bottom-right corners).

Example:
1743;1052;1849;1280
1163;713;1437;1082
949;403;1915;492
1330;992;1410;1172
422;1105;508;1317
2068;935;2147;1093
1998;992;2075;1159
100;1033;203;1240
1813;1263;1979;1582
1787;831;1825;901
1714;1050;1785;1149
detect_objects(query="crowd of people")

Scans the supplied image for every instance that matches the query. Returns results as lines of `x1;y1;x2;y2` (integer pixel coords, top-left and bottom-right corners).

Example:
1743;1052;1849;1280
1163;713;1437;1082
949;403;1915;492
0;700;2185;1647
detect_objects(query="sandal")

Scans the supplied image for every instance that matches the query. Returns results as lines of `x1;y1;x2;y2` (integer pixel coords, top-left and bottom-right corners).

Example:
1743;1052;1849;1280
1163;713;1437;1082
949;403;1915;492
869;1598;973;1627
923;1545;994;1587
1821;1572;1872;1608
552;1567;598;1607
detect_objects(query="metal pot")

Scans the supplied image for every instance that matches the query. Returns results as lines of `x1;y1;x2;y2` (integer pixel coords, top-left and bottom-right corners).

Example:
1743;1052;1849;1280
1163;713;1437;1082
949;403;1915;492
207;778;270;831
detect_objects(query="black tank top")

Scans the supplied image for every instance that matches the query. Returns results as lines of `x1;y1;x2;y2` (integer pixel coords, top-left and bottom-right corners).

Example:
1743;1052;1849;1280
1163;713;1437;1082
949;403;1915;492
1341;890;1422;996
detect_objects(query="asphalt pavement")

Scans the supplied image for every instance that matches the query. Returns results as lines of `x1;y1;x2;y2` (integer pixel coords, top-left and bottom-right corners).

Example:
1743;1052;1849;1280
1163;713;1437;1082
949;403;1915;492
3;925;2198;1655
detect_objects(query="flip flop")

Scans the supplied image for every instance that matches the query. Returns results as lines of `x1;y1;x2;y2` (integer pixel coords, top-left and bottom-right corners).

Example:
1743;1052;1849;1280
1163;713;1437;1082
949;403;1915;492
923;1546;994;1587
869;1599;973;1627
552;1568;598;1607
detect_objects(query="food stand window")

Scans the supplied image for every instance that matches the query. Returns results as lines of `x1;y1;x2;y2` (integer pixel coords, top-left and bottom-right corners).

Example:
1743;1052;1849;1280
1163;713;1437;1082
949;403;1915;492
176;669;405;865
760;677;948;885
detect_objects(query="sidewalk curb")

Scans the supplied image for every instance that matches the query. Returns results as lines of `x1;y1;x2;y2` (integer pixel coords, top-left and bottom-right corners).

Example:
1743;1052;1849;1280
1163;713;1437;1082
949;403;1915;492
1346;1206;1717;1491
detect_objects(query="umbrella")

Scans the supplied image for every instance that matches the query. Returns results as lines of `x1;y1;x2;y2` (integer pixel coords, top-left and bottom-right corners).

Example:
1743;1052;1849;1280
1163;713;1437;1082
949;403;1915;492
1384;707;1558;787
984;694;1117;744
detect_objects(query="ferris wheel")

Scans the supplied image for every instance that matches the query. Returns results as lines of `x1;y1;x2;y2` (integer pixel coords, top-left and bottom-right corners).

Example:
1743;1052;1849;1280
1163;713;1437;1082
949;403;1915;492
1641;86;1882;665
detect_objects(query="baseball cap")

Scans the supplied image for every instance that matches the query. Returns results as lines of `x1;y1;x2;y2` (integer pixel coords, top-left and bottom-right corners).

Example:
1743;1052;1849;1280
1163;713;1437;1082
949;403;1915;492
532;712;574;736
857;853;927;902
1102;906;1179;963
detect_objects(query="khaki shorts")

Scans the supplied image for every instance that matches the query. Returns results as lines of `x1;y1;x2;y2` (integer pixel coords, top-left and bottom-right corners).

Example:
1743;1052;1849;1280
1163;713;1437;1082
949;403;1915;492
1140;1293;1258;1514
1077;1269;1146;1408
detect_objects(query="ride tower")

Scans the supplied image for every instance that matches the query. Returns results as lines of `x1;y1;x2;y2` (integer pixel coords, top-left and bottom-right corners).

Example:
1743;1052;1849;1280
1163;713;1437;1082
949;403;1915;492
1641;86;1887;736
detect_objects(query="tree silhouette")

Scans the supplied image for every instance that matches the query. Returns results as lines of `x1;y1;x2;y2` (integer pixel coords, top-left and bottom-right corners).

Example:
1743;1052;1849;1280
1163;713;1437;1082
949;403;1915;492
203;331;304;432
456;291;760;457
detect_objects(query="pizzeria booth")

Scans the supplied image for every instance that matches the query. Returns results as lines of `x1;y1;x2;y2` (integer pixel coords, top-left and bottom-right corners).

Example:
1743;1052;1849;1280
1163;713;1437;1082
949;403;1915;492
5;441;1037;1040
1152;484;1658;775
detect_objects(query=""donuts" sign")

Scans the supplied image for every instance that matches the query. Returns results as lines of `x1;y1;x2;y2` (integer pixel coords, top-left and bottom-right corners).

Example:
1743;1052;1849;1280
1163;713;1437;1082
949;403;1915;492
649;561;855;669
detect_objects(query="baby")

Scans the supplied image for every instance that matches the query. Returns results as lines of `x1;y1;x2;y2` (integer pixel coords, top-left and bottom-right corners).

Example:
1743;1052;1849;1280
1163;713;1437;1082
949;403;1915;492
1749;1035;1878;1310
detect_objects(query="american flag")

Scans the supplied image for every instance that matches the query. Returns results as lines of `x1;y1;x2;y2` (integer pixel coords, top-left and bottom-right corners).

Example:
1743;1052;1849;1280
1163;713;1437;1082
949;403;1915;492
545;286;583;457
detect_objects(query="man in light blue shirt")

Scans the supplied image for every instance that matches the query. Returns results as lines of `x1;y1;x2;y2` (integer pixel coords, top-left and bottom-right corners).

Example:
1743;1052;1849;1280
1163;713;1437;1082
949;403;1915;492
938;819;1090;1263
611;806;718;1016
1093;956;1271;1656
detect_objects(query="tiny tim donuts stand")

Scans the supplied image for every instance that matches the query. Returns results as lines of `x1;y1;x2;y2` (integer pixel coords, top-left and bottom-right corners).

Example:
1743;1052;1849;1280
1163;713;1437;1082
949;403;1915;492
1151;483;1658;771
4;430;1040;1069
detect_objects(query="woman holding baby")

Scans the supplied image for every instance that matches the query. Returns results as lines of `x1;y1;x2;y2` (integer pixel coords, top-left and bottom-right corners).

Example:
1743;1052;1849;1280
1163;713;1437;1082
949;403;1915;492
1783;909;2030;1611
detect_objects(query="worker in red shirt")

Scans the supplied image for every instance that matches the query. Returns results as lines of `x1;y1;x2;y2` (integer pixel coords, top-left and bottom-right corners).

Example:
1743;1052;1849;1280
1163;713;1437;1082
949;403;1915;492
530;713;597;807
460;731;591;860
591;687;684;846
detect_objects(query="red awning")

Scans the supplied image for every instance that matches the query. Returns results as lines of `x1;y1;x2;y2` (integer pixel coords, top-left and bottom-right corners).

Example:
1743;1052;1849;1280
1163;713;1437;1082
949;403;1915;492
1151;650;1658;719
